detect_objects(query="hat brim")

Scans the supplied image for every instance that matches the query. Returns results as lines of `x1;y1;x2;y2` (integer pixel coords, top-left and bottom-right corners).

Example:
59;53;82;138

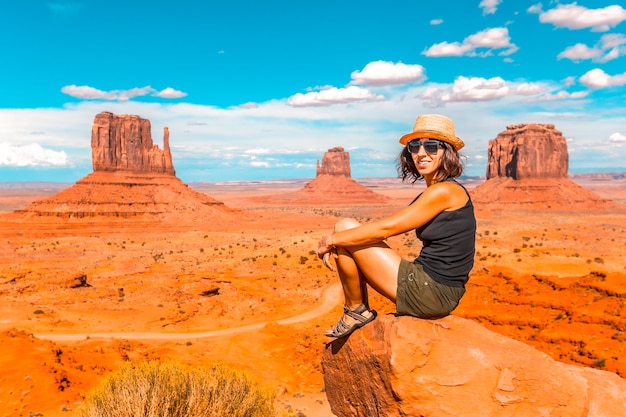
399;130;464;151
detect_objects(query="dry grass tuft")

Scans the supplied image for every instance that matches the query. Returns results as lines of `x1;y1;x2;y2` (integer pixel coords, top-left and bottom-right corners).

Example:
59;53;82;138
77;360;276;417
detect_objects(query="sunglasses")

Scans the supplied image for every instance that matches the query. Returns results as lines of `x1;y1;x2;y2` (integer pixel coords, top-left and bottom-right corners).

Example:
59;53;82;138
407;139;443;154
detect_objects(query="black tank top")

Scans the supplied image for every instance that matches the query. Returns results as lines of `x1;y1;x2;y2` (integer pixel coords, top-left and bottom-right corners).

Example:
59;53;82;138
412;178;476;287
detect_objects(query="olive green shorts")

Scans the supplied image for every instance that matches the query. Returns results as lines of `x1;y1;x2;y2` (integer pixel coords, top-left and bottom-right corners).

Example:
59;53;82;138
396;259;466;319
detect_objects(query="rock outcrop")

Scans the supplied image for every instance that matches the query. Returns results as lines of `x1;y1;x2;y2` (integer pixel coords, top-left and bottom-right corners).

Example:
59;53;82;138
299;147;389;204
92;112;175;175
486;123;568;180
244;147;389;205
316;146;351;177
471;123;614;209
13;112;229;220
322;314;626;417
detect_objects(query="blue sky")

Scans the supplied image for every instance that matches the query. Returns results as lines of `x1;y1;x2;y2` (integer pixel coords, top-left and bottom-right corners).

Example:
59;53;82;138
1;0;625;183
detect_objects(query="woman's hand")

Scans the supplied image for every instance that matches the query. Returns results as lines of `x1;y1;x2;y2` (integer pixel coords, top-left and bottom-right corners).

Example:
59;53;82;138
317;235;337;271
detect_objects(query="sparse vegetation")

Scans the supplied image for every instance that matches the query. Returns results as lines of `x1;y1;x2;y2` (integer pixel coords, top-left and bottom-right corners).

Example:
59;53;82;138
77;360;276;417
592;358;606;369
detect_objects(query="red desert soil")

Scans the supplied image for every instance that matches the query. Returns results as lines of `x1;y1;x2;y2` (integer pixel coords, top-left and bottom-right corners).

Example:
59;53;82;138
1;177;625;417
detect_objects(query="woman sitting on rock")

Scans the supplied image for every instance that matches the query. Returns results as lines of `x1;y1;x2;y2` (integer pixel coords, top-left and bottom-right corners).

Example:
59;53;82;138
317;114;476;338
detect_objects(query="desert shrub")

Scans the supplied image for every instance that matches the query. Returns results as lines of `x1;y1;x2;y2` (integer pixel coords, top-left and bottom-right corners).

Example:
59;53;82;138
592;357;606;368
77;360;276;417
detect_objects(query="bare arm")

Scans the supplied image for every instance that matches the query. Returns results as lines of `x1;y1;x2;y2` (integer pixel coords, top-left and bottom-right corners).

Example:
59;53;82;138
331;182;467;247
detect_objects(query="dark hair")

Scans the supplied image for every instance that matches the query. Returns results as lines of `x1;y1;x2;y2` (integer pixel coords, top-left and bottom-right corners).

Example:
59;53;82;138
397;141;464;183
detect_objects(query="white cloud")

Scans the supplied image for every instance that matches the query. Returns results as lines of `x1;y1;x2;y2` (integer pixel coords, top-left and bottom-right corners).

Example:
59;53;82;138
579;68;626;89
0;143;68;167
430;19;443;25
419;76;547;107
563;76;577;86
423;27;518;57
558;43;602;60
117;87;155;101
558;34;626;62
153;87;187;99
479;0;502;15
61;85;117;100
528;90;589;101
2;74;626;181
609;132;626;143
601;33;626;48
249;161;270;168
61;85;188;101
422;41;472;57
286;86;386;107
513;83;549;95
350;61;426;86
538;3;626;32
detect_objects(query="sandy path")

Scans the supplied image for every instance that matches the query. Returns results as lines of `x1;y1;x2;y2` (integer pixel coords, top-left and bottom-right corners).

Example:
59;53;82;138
34;283;343;342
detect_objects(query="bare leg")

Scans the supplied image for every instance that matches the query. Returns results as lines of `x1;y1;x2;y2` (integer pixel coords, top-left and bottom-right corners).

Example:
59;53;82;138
330;218;403;329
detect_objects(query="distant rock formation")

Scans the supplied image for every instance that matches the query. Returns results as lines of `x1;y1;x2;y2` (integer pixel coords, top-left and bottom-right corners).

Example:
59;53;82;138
300;146;388;204
13;112;229;220
246;147;389;205
316;146;351;177
322;314;626;417
486;124;568;180
91;112;176;175
471;123;614;209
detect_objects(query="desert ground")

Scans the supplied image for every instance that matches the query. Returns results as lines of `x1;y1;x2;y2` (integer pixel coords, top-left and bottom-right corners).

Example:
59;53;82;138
0;176;625;417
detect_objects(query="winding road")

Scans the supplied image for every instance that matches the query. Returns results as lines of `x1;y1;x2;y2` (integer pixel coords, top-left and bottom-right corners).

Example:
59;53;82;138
34;283;343;342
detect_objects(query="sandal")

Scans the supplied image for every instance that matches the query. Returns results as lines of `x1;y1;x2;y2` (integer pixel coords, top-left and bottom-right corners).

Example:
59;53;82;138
325;304;377;338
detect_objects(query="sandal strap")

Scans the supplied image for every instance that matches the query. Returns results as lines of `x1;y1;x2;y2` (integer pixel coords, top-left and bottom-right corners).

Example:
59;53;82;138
328;317;351;335
343;304;372;323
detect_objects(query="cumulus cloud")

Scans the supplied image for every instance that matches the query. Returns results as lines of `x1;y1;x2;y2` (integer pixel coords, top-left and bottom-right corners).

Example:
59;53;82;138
537;3;626;32
420;76;546;107
286;86;385;107
609;132;626;143
479;0;502;15
153;87;188;99
350;61;426;86
558;33;626;62
61;85;187;101
419;76;547;107
423;27;518;57
0;143;68;167
579;68;626;89
430;19;443;25
528;90;589;101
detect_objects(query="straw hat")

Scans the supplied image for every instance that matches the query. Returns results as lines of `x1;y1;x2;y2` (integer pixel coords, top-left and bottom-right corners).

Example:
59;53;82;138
399;114;464;150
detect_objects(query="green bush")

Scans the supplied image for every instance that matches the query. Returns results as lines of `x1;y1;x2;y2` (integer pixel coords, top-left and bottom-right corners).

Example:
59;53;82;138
77;360;276;417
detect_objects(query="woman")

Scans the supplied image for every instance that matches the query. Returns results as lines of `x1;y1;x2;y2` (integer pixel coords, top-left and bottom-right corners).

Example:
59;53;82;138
317;114;476;338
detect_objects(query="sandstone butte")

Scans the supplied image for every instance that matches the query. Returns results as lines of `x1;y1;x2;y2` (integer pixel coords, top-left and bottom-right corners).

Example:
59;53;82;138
0;114;625;417
245;146;390;206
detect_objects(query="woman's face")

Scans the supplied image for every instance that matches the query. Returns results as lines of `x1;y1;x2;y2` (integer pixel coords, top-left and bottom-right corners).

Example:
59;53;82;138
407;139;444;178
